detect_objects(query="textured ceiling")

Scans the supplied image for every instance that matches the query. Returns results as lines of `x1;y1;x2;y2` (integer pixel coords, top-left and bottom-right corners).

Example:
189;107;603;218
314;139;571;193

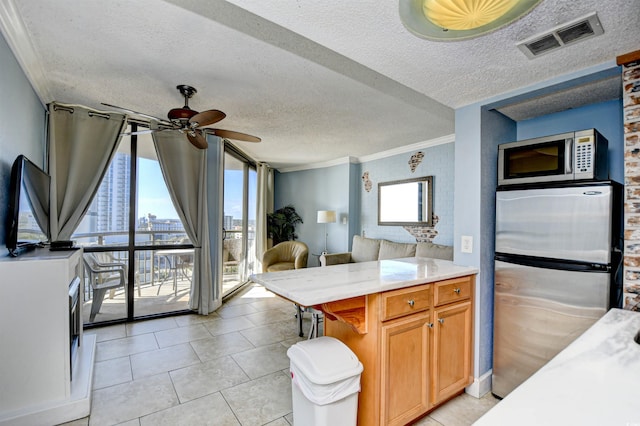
495;74;622;121
1;0;639;170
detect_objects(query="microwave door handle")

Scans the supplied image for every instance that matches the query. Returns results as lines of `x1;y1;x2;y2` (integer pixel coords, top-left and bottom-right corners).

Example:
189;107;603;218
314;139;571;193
565;138;573;174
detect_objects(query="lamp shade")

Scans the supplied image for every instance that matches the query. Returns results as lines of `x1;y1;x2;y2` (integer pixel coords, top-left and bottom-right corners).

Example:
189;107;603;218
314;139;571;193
317;210;337;224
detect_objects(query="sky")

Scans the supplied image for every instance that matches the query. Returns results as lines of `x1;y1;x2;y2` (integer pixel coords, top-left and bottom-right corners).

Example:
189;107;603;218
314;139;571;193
137;158;178;219
137;158;251;221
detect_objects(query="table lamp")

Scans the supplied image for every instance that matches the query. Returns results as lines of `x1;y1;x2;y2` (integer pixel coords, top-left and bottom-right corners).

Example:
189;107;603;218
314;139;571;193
317;210;336;254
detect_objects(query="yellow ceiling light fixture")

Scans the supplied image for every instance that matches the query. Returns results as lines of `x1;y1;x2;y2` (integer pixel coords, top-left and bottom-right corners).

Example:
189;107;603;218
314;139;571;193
400;0;542;41
423;0;519;30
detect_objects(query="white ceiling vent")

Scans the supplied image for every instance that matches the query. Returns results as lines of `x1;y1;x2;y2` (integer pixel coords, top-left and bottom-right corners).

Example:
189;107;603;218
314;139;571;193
517;12;604;59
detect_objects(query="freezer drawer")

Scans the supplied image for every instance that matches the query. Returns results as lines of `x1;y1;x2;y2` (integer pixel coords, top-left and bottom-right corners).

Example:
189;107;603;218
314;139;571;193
495;184;614;264
492;260;609;398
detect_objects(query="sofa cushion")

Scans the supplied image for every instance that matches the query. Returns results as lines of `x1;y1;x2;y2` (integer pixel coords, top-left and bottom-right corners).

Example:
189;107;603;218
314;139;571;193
351;235;381;262
379;240;417;260
320;252;353;266
415;242;453;260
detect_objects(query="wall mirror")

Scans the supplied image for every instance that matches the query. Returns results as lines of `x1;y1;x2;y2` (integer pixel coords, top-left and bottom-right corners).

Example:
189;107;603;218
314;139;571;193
378;176;433;226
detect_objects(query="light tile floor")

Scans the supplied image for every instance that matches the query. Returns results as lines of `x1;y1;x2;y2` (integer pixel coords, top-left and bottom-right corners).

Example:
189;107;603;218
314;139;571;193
63;283;499;426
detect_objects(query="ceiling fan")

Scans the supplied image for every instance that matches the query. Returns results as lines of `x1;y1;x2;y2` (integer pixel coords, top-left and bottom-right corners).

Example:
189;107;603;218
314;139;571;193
102;84;261;149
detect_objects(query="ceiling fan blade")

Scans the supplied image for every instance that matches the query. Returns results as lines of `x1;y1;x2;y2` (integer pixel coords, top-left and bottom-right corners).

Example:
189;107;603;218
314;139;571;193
209;129;261;143
189;109;226;127
101;103;173;126
187;131;208;149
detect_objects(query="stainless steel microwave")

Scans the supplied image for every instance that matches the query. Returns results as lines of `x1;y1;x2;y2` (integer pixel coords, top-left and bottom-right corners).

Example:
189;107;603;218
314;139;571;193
498;129;609;186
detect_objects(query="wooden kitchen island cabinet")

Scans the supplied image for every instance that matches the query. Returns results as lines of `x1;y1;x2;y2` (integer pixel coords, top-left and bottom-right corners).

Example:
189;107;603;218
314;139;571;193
322;275;474;426
250;257;477;426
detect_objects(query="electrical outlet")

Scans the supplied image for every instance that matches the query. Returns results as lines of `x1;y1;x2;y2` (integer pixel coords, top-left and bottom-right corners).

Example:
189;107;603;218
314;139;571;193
461;235;473;253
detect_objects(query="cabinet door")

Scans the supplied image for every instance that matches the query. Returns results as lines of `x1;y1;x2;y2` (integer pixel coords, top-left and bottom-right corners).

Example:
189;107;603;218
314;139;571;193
381;311;431;426
432;301;472;404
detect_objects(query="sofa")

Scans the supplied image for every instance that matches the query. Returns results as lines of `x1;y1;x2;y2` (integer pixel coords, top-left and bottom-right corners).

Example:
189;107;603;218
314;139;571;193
320;235;453;266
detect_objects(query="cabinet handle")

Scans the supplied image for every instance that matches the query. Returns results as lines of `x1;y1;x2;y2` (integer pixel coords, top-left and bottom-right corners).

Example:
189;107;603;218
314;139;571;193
408;299;415;307
427;323;433;328
454;288;461;294
438;318;445;324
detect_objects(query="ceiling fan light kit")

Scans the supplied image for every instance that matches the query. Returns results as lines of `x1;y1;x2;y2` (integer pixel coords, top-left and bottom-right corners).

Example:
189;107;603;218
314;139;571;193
167;84;201;123
399;0;543;41
103;84;261;149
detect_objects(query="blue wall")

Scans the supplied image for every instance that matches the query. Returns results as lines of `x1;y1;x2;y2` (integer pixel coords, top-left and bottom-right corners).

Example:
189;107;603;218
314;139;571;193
274;141;456;264
358;142;454;245
454;61;623;392
274;163;352;265
517;99;624;183
0;33;46;250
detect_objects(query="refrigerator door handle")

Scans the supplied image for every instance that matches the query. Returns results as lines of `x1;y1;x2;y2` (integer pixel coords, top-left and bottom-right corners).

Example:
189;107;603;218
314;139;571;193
494;253;610;272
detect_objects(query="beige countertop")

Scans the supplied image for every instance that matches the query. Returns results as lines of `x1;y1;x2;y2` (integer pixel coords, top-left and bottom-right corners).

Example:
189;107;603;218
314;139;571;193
250;257;478;306
475;308;640;426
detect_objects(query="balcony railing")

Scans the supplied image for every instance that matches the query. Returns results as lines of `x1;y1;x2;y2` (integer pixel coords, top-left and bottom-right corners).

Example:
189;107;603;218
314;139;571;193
74;228;256;302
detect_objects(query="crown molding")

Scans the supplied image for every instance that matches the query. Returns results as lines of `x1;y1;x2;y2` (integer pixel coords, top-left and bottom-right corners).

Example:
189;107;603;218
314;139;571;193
356;133;455;164
0;0;52;106
277;156;358;173
277;134;455;173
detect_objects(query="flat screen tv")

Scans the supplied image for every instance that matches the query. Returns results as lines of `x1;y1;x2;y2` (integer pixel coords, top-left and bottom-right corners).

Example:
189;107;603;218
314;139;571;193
6;155;50;256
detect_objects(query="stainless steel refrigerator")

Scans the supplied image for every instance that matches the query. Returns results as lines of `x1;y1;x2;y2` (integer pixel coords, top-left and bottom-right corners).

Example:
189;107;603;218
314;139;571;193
492;181;622;398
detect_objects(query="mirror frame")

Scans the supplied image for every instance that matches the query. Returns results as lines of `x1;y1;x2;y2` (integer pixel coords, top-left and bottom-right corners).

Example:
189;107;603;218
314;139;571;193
378;176;433;226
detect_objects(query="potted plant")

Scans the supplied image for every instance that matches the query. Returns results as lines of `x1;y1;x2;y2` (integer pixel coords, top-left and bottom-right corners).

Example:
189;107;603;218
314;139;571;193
267;205;303;246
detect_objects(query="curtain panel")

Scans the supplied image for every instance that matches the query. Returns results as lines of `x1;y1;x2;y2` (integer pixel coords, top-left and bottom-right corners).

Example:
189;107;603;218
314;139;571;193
47;102;126;241
205;135;225;310
255;162;274;271
152;131;215;314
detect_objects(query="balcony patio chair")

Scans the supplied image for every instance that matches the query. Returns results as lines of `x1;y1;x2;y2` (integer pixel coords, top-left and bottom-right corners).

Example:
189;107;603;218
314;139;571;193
223;247;239;274
83;253;127;322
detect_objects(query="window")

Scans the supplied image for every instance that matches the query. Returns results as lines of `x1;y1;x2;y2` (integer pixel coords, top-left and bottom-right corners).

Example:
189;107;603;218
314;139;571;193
73;126;192;324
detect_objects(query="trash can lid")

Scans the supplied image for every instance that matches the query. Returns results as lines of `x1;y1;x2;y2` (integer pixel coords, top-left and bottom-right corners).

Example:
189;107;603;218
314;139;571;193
287;336;363;384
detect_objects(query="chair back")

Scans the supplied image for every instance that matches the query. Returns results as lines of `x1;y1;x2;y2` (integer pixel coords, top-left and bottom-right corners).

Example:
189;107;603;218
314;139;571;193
262;241;309;272
83;252;101;273
82;252;126;290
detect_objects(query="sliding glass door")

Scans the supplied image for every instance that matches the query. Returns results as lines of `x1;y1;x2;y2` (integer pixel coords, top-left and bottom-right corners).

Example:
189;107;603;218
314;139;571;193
223;148;257;297
73;127;193;325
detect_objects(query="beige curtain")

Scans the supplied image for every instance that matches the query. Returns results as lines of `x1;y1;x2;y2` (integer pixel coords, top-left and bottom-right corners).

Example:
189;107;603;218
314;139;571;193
152;131;215;314
255;162;274;271
205;134;224;309
48;102;126;241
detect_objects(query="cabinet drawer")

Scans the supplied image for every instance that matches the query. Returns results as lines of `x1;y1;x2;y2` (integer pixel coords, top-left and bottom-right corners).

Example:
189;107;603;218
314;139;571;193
381;284;431;321
434;277;471;307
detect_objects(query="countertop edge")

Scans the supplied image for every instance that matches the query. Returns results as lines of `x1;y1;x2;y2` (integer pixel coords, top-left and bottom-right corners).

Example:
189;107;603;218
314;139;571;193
251;258;478;306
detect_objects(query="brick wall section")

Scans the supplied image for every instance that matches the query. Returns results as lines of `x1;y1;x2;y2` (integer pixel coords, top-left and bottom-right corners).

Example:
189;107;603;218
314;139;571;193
404;215;440;242
621;51;640;311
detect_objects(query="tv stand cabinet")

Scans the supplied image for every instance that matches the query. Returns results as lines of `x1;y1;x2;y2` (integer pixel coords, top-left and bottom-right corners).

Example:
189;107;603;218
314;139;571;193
0;248;96;425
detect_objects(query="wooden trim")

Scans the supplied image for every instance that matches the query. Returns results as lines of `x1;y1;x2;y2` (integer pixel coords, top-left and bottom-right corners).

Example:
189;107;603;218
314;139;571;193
617;50;640;66
320;295;367;334
380;283;431;321
380;311;431;426
431;300;473;404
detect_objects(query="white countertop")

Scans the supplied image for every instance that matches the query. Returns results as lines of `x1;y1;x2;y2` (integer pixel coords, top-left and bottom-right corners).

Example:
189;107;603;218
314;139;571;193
250;257;478;306
474;308;640;426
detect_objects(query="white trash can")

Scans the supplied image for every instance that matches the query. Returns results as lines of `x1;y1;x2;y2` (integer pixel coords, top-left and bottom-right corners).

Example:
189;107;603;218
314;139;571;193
287;336;364;426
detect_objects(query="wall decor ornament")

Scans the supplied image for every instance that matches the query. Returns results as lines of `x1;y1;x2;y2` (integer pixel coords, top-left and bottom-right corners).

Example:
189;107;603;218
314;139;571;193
409;151;424;172
362;171;373;192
